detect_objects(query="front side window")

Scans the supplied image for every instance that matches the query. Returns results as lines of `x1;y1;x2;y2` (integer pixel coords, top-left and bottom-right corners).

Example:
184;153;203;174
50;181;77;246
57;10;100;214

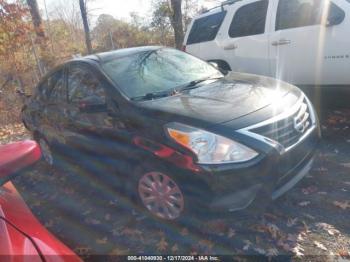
102;48;222;100
229;0;269;38
68;66;106;104
187;12;226;45
276;0;345;30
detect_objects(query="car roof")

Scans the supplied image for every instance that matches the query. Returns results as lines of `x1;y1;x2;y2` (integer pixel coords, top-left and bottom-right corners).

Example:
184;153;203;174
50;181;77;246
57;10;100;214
72;46;163;64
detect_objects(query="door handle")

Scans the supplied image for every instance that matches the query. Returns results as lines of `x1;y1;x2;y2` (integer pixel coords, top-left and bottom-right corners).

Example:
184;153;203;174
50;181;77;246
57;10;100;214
223;43;238;50
271;39;291;46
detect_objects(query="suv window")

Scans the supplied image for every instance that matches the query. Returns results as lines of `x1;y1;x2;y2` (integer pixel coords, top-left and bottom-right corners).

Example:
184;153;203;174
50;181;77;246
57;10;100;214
68;65;106;104
187;11;226;45
50;70;66;102
276;0;345;30
229;0;268;38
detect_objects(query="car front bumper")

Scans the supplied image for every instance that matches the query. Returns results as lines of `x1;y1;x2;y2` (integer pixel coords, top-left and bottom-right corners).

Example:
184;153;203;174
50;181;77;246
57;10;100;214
193;127;320;213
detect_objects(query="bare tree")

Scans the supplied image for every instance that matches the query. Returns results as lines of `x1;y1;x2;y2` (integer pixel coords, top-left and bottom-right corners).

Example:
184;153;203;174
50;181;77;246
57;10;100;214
27;0;45;38
79;0;92;54
26;0;48;75
169;0;184;49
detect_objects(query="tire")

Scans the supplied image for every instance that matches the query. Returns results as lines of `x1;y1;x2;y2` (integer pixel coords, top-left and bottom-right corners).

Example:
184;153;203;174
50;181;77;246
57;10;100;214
131;160;195;223
37;136;55;166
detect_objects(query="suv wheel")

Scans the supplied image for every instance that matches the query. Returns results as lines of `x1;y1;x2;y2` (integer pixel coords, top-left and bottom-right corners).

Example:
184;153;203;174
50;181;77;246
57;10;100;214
39;138;54;166
138;171;185;221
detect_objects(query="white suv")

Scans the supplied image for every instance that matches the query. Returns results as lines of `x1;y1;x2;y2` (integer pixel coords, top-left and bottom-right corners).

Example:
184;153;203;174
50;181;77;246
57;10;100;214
184;0;350;88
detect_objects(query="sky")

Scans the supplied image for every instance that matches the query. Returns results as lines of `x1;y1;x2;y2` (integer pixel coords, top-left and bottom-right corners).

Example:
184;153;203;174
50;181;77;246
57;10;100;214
38;0;221;25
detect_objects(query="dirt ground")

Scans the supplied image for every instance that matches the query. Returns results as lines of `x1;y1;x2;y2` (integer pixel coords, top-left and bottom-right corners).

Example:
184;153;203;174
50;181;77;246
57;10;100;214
1;109;350;260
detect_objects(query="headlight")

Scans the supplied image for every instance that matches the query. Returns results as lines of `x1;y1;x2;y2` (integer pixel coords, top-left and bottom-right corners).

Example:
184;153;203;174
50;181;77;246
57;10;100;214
166;123;258;164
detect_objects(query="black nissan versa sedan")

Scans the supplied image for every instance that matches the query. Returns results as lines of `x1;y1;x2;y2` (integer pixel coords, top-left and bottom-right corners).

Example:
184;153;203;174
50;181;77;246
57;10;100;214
22;46;320;221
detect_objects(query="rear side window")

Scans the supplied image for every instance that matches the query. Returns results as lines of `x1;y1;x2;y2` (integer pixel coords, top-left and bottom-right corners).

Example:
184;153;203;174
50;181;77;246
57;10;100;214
276;0;345;30
229;0;268;38
187;12;226;45
36;70;63;101
49;70;66;102
68;65;106;104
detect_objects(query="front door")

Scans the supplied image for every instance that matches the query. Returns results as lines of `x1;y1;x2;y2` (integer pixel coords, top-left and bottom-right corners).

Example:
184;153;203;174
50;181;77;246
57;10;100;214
62;63;115;159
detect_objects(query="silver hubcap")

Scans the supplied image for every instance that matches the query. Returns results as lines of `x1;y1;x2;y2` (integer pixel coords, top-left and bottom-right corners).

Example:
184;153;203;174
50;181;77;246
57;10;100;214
39;139;53;165
138;172;184;220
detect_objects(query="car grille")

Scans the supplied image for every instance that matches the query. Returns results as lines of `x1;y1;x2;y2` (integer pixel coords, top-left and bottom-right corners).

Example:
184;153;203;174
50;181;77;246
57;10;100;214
251;98;313;149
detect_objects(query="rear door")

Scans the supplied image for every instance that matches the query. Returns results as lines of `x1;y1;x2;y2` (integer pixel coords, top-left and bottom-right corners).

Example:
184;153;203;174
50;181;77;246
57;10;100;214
217;0;271;76
269;0;347;86
38;68;68;144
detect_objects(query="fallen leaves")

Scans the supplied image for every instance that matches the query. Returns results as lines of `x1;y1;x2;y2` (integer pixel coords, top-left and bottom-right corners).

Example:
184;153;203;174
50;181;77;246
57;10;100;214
85;218;101;225
313;241;327;251
267;223;281;239
292;244;305;257
180;227;188;236
341;163;350;168
316;223;340;236
0;123;29;145
74;247;91;256
156;237;168;252
298;201;311;207
287;218;298;227
338;248;350;257
333;201;350;210
171;244;178;253
227;228;236;238
121;227;143;238
302;186;318;195
198;239;214;253
266;247;279;257
96;237;108;245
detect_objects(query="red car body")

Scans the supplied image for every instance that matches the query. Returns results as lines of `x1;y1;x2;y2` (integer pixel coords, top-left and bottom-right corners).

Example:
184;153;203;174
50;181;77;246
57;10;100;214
0;141;80;261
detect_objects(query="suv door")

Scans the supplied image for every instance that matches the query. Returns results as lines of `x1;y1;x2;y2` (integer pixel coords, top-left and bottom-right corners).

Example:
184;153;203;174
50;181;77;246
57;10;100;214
218;0;270;75
270;0;347;86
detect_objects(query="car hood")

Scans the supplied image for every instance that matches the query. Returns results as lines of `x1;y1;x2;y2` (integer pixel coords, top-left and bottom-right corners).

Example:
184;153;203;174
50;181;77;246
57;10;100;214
136;72;302;128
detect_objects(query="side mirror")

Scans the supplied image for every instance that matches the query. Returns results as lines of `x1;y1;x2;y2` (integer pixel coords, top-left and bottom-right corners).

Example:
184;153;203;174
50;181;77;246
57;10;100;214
0;141;41;186
78;96;108;113
209;61;219;69
209;61;230;75
325;5;345;27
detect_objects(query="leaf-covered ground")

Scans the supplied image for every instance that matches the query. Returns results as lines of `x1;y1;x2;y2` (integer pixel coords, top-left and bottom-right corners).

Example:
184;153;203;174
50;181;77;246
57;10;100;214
2;109;350;260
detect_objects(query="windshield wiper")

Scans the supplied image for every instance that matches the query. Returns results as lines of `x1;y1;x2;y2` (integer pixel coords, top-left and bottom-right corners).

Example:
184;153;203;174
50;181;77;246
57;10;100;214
175;75;224;93
131;91;172;101
131;75;224;101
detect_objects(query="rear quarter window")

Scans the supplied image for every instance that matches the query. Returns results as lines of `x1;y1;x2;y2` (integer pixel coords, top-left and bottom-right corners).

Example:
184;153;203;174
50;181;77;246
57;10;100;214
187;11;227;45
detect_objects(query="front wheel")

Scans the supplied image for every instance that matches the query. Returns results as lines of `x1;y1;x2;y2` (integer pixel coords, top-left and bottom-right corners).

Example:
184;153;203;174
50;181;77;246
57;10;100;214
138;171;185;221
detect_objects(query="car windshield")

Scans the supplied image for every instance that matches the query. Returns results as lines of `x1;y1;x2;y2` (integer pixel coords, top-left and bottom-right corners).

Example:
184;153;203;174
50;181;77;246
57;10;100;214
101;48;223;99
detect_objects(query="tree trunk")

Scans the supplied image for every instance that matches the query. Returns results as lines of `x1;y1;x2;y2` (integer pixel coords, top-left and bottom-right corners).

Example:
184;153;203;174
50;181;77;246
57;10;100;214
27;0;49;74
169;0;184;50
26;0;45;38
79;0;93;54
